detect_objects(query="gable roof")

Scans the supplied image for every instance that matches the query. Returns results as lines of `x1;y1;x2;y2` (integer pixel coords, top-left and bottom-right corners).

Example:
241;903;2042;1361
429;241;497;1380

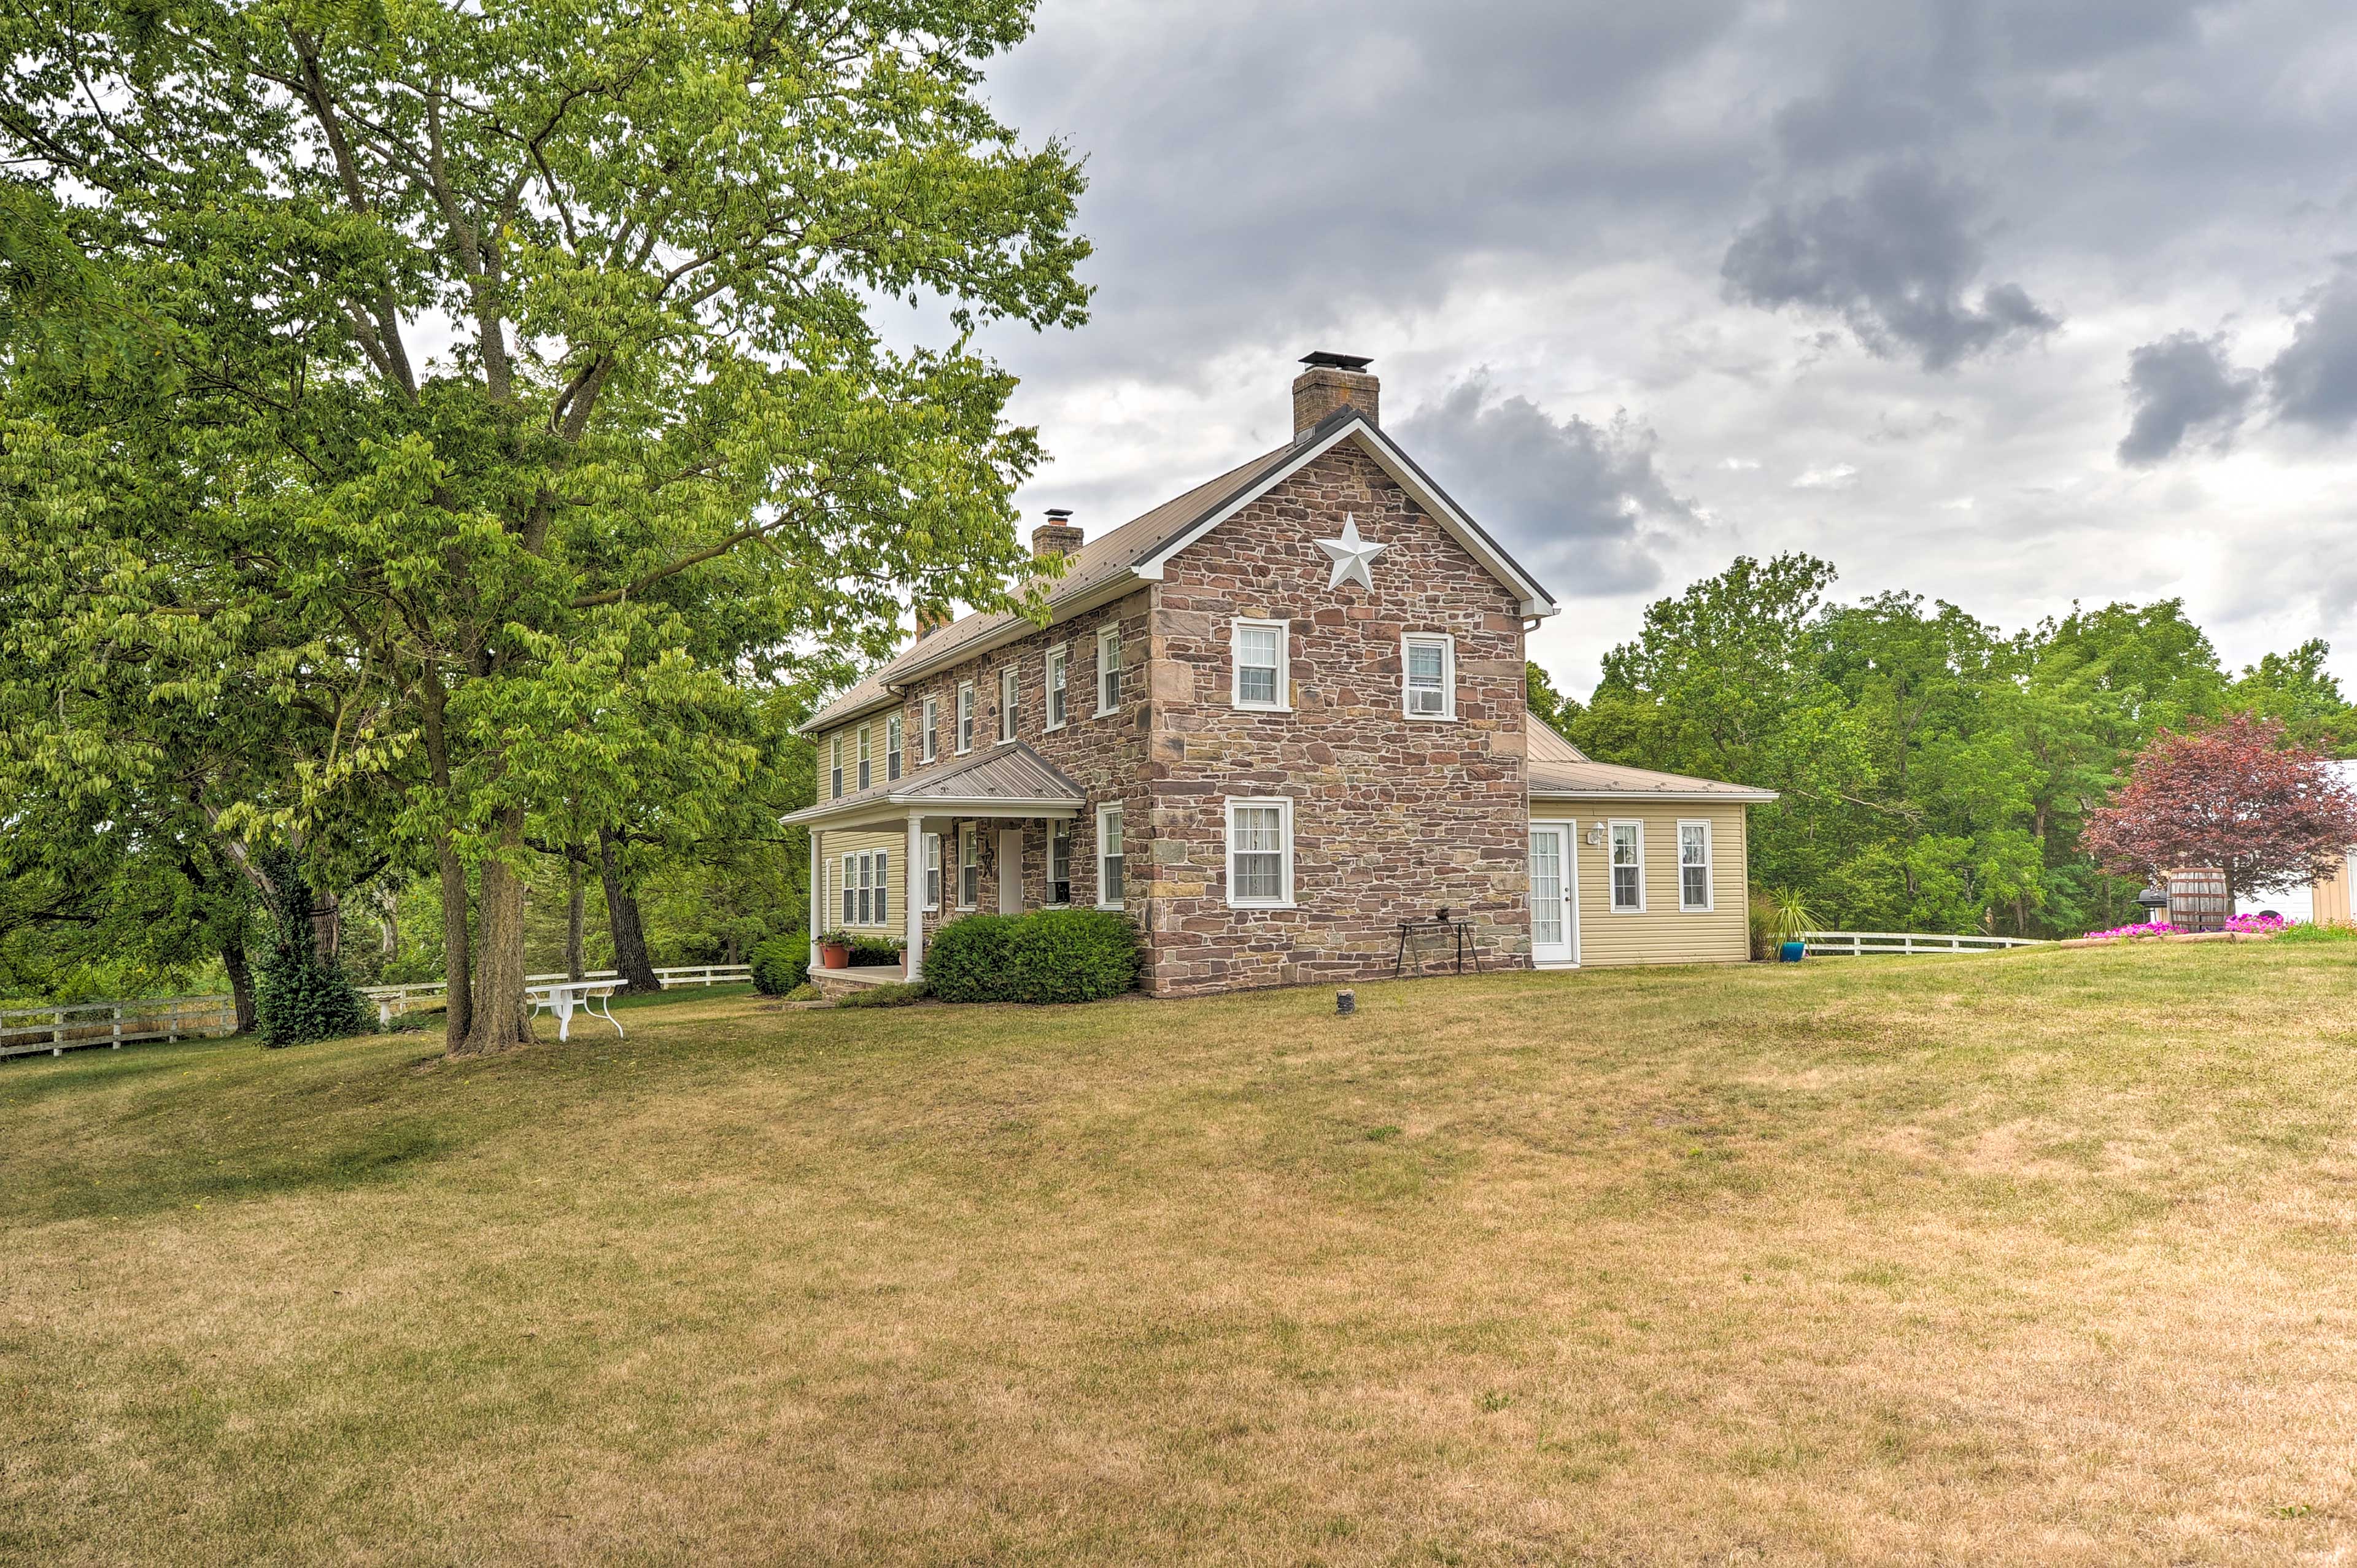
1527;717;1590;765
781;741;1085;828
1524;716;1775;802
799;406;1558;735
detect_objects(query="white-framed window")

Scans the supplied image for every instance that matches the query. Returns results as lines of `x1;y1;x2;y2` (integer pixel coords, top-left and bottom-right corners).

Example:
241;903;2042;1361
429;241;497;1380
886;715;903;782
829;734;844;800
1678;820;1713;912
857;725;872;792
924;833;942;911
1609;821;1644;913
1097;805;1124;909
1097;625;1121;716
921;695;938;764
1225;797;1295;908
998;665;1019;743
956;683;974;754
1231;618;1289;711
874;849;889;925
1046;644;1069;730
1403;632;1455;720
845;851;886;925
958;823;980;908
1048;819;1072;905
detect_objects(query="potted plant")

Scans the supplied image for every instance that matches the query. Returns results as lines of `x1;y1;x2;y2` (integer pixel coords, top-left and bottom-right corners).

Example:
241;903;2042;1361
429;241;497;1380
1764;888;1816;963
816;929;853;970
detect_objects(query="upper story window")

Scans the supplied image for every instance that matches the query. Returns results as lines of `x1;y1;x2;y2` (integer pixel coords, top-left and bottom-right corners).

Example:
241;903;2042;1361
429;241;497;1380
829;734;844;800
921;695;939;764
1403;633;1455;720
886;715;903;782
1097;625;1121;716
1231;619;1289;711
956;682;975;754
1610;821;1644;913
1097;805;1124;909
1679;821;1713;911
1226;797;1295;908
999;665;1018;743
1046;644;1069;730
856;725;872;791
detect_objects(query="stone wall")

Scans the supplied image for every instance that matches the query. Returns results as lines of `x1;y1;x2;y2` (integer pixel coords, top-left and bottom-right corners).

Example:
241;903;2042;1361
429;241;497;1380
1142;441;1531;994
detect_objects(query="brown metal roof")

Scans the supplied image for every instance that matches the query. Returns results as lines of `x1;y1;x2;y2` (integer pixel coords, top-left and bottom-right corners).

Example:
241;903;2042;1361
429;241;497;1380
782;741;1086;825
1528;754;1778;803
1527;718;1590;764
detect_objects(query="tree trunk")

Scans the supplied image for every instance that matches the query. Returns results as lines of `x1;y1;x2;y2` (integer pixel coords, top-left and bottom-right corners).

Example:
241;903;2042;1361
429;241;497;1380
459;810;537;1054
436;836;474;1052
597;827;663;994
565;850;586;981
377;884;399;958
221;933;257;1035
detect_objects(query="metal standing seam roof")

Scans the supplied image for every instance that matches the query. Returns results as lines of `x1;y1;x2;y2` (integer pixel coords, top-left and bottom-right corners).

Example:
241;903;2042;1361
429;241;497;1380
1528;755;1779;803
781;741;1087;826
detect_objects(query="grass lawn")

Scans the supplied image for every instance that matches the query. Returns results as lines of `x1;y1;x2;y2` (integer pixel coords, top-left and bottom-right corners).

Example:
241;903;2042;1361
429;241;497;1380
5;947;2356;1565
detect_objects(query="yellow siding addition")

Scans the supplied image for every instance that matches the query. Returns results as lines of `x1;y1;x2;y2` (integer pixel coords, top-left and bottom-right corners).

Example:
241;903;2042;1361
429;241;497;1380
1556;803;1751;968
816;828;905;933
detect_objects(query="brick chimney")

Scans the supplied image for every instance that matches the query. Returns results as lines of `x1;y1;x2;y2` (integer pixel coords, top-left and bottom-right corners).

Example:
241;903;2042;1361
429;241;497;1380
1031;508;1084;560
1292;351;1379;436
913;603;950;641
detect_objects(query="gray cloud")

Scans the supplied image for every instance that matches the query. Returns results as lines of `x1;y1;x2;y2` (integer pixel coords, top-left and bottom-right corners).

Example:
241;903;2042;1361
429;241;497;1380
1722;160;2059;371
2118;331;2253;465
2267;263;2357;435
1393;376;1695;597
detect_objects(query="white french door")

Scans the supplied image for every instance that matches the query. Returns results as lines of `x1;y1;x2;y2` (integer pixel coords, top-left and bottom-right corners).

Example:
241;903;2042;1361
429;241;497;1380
1530;823;1577;965
997;828;1024;914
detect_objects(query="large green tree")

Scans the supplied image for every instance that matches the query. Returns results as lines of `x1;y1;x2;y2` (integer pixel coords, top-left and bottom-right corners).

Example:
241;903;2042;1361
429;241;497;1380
0;0;1088;1052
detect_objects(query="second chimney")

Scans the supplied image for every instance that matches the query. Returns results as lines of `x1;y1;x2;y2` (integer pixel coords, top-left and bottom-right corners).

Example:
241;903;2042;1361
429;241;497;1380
1291;351;1379;436
914;603;950;641
1031;508;1084;560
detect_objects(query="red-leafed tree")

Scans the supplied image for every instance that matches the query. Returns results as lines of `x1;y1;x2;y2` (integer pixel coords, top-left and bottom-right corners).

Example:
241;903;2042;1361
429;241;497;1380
2083;713;2357;901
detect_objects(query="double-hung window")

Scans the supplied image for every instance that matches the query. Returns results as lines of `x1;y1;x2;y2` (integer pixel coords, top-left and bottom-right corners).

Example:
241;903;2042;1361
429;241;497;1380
924;833;942;911
842;851;892;925
1678;821;1713;911
1048;819;1072;905
856;726;872;792
1046;645;1069;730
886;716;903;782
1096;625;1121;716
956;683;975;754
1226;797;1295;908
1096;806;1124;909
873;849;889;925
829;735;844;800
1231;619;1288;711
999;666;1019;743
921;695;939;764
1609;821;1644;913
1403;633;1455;720
958;824;980;908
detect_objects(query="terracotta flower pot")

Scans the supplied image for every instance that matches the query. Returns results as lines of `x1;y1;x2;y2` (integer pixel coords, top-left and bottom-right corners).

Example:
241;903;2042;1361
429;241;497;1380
819;941;851;970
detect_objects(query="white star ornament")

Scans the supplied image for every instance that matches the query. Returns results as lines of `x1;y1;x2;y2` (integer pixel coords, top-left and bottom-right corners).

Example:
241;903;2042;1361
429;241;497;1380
1314;516;1387;592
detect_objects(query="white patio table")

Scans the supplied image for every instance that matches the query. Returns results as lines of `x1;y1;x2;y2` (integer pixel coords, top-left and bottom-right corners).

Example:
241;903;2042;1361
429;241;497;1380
531;979;625;1043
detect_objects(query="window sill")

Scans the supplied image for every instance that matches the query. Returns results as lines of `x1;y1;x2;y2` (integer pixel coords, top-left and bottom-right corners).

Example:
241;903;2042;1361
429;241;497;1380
1231;703;1293;715
1045;722;1066;733
1096;901;1124;911
1402;711;1457;722
1228;900;1298;911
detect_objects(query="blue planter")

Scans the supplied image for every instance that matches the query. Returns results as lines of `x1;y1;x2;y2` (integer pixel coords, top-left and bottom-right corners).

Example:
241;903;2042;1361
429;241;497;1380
1778;940;1806;963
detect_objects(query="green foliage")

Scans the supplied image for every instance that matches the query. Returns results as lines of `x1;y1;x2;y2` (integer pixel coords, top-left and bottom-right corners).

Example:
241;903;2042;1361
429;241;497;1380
849;937;904;967
748;935;810;997
1526;662;1582;735
835;979;931;1009
252;873;369;1049
1761;889;1818;946
929;908;1141;1005
2277;921;2357;944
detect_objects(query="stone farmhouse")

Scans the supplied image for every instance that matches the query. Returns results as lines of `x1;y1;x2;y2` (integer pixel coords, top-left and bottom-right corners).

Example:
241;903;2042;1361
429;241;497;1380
784;354;1775;996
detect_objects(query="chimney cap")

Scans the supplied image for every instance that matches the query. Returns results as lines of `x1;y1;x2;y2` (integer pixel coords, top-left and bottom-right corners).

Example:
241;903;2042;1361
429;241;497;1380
1043;508;1074;521
1299;350;1374;372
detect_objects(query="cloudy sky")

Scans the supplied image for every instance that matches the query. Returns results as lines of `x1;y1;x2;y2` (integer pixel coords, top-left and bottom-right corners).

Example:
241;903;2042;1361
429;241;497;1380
962;0;2357;698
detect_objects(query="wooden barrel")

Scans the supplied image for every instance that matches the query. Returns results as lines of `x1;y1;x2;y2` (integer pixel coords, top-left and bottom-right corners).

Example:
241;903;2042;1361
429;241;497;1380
2167;867;2230;932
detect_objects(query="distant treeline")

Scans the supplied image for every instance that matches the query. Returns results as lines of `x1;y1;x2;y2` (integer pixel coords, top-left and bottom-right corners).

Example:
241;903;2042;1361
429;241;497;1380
1528;555;2353;940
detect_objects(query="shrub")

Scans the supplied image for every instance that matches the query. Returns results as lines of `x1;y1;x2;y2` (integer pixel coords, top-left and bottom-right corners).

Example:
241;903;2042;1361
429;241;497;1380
837;979;931;1009
927;908;1140;1005
254;922;370;1049
849;936;904;967
2279;921;2357;944
749;935;809;996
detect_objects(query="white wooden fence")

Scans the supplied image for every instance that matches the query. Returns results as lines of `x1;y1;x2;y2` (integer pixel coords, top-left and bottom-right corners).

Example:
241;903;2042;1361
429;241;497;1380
1800;930;2046;957
0;995;241;1060
2;964;754;1061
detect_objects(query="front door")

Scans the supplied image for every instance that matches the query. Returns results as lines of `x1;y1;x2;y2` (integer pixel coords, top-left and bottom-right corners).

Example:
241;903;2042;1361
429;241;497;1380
1531;823;1577;965
997;828;1024;914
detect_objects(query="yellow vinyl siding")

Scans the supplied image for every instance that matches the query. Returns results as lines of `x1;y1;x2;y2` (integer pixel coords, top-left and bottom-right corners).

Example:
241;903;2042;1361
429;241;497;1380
2318;855;2355;925
817;828;904;932
1556;803;1751;968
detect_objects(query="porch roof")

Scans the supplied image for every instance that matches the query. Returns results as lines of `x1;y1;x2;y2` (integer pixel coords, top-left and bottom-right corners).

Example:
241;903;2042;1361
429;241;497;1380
782;741;1086;830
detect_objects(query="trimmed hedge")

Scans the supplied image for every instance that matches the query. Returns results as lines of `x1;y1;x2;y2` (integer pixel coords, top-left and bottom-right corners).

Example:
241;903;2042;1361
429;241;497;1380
927;908;1140;1004
837;979;930;1009
749;935;809;996
849;936;904;967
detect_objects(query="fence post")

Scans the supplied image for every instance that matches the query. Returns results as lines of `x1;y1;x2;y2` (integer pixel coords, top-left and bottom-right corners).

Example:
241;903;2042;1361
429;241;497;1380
112;1005;122;1048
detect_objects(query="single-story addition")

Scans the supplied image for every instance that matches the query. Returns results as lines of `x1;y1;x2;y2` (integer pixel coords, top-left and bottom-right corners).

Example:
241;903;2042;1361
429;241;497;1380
784;353;1777;997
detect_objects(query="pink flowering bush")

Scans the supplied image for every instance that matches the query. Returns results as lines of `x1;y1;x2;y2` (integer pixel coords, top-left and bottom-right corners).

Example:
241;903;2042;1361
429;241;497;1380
2082;921;2183;940
2225;913;2286;935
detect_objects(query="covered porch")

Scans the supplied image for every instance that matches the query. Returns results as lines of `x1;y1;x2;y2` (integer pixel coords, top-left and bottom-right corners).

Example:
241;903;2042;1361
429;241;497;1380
782;742;1087;985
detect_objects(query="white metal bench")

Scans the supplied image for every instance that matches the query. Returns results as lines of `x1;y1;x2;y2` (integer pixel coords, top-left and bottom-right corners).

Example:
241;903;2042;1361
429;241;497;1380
530;980;625;1043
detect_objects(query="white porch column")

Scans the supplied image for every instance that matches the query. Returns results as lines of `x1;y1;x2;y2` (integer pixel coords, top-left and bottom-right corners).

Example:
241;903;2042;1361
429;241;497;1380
905;811;926;982
808;824;822;973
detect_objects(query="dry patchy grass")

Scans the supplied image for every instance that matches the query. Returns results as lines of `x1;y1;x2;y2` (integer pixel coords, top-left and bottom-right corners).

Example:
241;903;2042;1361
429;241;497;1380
5;946;2357;1565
